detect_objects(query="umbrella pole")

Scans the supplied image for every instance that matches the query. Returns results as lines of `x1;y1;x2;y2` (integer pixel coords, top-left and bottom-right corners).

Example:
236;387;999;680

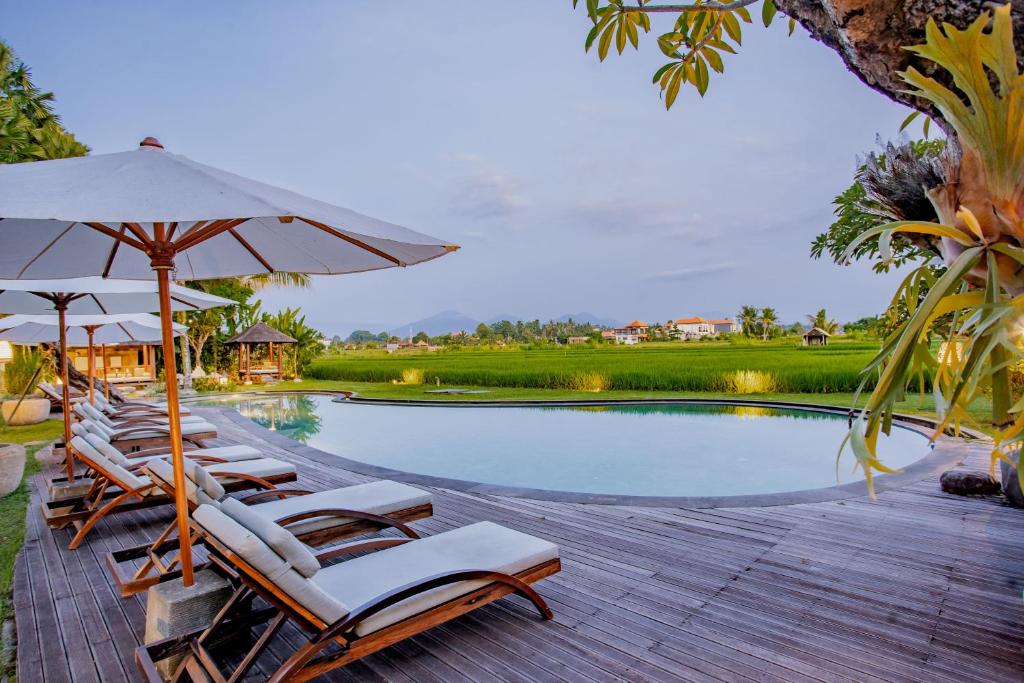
154;263;195;587
102;344;110;402
56;301;74;481
86;326;96;406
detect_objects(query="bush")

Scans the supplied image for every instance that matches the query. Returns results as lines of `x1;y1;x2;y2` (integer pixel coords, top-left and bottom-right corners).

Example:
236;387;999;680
724;370;777;394
401;368;425;385
3;349;43;398
567;372;611;393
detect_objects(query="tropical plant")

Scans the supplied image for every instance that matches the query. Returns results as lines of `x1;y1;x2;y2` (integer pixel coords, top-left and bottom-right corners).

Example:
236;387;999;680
737;305;759;337
0;41;87;163
806;309;838;334
838;6;1024;493
261;307;324;377
2;347;44;398
758;307;778;341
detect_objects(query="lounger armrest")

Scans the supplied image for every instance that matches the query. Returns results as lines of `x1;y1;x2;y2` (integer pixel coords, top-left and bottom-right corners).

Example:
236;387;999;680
314;538;413;564
318;569;551;641
208;471;277;490
275;509;421;539
240;489;314;504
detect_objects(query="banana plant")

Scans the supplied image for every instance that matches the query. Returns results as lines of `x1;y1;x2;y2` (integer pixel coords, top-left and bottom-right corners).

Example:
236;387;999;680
844;5;1024;494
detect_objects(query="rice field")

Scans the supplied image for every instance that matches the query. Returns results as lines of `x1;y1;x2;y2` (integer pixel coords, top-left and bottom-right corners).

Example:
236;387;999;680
307;340;891;394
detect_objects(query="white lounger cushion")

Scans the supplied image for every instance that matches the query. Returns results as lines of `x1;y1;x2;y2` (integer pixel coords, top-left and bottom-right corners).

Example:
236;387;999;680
70;435;154;495
86;418;216;441
144;456;295;497
220;498;321;578
314;521;559;635
247;480;432;537
128;444;262;463
95;394;191;415
193;504;341;617
194;502;558;633
145;458;226;507
77;402;206;427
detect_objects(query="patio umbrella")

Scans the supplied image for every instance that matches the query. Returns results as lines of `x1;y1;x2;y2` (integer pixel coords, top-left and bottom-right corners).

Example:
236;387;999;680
0;278;232;480
0;137;458;586
0;312;187;405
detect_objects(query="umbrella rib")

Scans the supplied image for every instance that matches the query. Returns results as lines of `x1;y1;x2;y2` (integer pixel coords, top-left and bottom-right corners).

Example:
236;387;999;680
116;322;136;342
228;228;274;273
83;223;148;251
90;293;110;314
175;219;246;252
296;217;403;266
122;222;152;244
102;227;126;278
169;295;201;310
16;221;78;278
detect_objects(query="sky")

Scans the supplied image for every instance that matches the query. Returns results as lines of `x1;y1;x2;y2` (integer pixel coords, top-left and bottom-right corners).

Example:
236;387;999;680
4;1;923;336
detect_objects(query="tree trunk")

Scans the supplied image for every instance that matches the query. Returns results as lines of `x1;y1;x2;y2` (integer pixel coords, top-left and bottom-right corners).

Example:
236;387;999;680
180;333;192;392
777;0;1024;133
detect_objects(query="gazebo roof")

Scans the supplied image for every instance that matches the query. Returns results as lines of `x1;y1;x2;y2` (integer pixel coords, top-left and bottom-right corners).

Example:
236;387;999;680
803;327;831;337
225;321;296;345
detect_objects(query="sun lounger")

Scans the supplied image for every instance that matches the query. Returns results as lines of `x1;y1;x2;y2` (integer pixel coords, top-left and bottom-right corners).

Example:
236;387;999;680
75;415;217;452
108;458;433;596
137;504;560;682
38;380;85;408
94;392;192;416
43;434;297;548
75;401;205;428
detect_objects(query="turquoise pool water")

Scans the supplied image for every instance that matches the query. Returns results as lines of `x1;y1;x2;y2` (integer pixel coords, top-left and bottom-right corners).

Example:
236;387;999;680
194;394;931;498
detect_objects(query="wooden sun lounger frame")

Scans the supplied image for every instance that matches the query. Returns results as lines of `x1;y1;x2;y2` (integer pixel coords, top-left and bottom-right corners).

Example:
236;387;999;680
107;481;434;597
42;449;297;549
137;520;560;683
47;442;226;492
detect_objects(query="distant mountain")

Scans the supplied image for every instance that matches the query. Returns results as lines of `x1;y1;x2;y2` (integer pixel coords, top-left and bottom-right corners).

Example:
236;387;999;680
554;312;620;328
390;310;481;337
485;314;522;325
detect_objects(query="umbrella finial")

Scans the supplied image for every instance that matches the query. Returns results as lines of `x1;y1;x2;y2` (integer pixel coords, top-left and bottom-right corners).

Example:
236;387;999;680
139;137;164;149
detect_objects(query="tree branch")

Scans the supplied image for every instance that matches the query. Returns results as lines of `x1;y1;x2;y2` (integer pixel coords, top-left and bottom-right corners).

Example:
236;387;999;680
622;0;759;12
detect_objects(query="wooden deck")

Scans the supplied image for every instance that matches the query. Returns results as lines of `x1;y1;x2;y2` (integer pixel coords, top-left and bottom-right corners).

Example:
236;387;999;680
15;408;1024;682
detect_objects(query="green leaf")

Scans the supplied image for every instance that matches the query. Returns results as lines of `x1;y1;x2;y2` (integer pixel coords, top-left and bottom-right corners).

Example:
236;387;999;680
707;39;737;54
626;17;639;49
788;17;797;36
598;24;615;61
736;6;752;23
721;12;742;45
899;111;920;132
761;0;777;27
704;47;724;74
652;62;674;84
616;16;627;54
665;68;683;109
585;24;601;52
694;55;709;96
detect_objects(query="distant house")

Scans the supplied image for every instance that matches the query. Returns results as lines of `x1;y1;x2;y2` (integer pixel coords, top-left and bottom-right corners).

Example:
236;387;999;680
610;320;648;345
673;317;714;339
709;318;738;334
803;327;830;346
600;330;616;342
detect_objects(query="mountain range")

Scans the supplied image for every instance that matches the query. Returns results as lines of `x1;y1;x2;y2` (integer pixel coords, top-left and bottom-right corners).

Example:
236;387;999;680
387;310;621;337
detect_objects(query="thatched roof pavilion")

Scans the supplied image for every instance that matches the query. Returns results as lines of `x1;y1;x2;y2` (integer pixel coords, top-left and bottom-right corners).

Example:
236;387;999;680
225;322;296;382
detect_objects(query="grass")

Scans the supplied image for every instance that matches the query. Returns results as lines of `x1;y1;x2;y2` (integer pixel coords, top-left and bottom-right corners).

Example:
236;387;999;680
0;419;63;634
306;339;900;394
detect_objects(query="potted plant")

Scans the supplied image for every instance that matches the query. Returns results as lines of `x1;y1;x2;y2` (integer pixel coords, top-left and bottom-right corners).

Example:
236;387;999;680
1;348;51;426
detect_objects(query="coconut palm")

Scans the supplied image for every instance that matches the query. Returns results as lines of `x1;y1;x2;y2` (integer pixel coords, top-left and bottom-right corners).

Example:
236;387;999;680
738;305;759;337
806;309;838;334
759;308;778;341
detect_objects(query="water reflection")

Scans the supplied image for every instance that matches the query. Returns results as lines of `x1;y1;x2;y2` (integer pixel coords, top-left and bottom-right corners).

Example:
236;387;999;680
200;394;322;443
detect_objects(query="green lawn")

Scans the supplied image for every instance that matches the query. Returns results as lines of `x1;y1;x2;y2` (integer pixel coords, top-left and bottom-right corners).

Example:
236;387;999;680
0;419;62;641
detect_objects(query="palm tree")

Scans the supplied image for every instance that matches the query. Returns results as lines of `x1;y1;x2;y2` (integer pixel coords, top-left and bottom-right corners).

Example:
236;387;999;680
759;308;778;342
738;306;759;338
806;309;838;335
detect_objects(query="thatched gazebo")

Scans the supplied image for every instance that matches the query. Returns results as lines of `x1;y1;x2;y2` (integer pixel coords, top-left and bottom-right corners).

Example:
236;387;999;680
226;322;296;382
802;327;831;346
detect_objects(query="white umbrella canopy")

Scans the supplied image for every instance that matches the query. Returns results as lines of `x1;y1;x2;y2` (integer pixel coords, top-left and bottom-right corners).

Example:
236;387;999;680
0;277;233;314
0;313;186;345
0;139;458;280
0;138;458;587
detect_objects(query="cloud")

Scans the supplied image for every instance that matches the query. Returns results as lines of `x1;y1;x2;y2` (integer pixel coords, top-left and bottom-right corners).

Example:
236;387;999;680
642;261;739;282
446;155;526;219
568;197;716;241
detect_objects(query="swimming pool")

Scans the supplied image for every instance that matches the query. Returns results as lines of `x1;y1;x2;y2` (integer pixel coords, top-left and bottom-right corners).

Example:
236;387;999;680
194;393;934;499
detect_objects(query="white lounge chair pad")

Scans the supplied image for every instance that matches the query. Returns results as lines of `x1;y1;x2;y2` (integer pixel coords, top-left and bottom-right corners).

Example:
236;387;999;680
204;458;296;480
313;521;559;636
127;444;262;462
250;480;432;536
110;421;216;440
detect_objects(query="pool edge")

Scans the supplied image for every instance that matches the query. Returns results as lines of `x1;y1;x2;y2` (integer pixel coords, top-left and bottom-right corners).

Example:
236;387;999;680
196;393;977;508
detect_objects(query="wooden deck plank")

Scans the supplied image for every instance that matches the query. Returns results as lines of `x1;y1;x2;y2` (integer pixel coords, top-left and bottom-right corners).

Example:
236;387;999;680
13;407;1024;682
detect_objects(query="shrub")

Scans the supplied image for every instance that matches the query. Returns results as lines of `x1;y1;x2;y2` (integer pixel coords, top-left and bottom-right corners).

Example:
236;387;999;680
401;368;425;385
724;370;777;394
567;372;611;393
3;349;44;398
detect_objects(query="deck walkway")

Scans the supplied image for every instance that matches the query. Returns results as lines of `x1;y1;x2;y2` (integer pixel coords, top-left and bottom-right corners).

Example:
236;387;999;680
14;408;1024;682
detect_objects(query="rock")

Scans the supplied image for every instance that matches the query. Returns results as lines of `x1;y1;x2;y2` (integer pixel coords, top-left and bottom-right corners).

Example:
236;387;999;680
940;470;1001;496
33;443;61;467
0;444;26;498
0;398;50;426
999;455;1024;508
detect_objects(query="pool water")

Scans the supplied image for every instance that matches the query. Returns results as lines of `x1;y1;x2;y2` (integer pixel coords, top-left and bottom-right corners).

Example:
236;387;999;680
194;394;930;498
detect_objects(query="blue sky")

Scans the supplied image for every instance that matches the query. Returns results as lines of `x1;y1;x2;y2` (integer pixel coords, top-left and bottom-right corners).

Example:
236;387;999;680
5;1;922;335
